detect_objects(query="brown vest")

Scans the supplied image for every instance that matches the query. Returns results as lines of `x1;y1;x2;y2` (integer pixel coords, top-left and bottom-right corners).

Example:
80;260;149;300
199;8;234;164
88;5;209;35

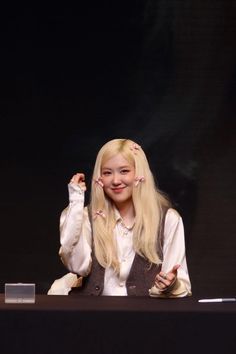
70;208;168;296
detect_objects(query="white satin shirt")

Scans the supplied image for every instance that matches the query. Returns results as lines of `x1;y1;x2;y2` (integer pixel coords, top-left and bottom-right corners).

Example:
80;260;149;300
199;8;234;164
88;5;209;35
57;183;192;297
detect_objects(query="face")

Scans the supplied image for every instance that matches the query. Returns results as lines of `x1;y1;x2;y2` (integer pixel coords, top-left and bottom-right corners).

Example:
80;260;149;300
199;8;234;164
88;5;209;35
101;153;135;208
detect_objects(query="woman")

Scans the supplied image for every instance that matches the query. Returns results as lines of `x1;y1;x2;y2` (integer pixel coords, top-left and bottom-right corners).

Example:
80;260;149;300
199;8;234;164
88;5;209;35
57;138;191;297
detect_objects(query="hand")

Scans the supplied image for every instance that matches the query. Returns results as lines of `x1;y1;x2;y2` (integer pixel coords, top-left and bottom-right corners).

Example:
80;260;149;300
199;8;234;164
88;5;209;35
154;264;180;292
69;173;87;191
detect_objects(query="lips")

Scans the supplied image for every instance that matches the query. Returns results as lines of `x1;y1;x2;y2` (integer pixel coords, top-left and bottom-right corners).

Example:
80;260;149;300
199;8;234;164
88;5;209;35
112;187;124;193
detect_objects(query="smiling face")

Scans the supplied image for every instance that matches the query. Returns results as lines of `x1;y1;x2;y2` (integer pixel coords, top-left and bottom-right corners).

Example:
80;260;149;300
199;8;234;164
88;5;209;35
101;153;136;209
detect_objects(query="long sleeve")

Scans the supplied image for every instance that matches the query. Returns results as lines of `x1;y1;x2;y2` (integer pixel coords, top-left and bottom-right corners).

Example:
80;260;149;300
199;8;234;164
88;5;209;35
59;183;92;276
149;208;192;298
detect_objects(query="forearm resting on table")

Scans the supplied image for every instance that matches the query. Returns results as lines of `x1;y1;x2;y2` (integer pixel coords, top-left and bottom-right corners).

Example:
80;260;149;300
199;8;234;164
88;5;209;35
149;278;192;298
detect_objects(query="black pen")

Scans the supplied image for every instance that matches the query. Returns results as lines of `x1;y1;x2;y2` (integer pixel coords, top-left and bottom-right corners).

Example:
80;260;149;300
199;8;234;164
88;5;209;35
198;298;236;303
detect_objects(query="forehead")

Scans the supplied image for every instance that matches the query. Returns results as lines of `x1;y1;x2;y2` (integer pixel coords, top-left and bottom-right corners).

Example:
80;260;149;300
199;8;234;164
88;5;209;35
102;153;133;169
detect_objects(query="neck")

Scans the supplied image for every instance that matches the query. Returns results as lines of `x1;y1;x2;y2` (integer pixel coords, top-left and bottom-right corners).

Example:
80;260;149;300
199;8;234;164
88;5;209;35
116;201;135;226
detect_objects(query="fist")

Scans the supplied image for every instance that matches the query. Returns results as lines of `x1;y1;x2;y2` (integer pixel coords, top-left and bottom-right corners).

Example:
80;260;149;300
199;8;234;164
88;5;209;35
69;173;86;191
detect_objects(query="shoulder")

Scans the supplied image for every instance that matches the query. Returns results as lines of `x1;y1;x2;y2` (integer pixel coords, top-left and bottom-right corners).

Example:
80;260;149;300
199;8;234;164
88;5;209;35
166;207;181;219
165;208;183;228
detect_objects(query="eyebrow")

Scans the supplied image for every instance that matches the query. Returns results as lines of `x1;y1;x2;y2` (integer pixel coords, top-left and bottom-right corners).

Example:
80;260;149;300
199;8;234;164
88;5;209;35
101;165;131;170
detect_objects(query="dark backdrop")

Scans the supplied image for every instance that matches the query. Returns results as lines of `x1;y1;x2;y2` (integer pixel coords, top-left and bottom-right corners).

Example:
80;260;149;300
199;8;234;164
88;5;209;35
0;1;235;297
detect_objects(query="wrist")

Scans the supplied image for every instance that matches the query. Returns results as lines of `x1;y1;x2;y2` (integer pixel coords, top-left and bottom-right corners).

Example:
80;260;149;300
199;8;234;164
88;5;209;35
68;183;85;202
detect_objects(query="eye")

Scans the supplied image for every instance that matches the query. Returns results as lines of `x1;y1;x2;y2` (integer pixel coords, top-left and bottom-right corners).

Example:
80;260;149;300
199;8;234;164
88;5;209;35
102;170;111;176
120;169;130;174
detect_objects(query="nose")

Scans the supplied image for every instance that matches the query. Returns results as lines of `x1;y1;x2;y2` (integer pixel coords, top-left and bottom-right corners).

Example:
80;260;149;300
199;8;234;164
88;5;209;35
112;172;121;185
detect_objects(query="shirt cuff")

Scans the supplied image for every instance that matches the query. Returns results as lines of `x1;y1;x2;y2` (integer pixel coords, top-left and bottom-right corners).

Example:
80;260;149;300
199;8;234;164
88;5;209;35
47;273;79;295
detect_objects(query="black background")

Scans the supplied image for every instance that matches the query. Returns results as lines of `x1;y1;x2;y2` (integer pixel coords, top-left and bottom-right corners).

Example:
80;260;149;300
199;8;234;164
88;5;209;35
0;1;236;297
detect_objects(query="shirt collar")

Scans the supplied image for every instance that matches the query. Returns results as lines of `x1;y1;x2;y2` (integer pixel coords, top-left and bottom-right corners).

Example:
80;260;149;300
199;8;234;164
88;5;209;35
114;208;135;229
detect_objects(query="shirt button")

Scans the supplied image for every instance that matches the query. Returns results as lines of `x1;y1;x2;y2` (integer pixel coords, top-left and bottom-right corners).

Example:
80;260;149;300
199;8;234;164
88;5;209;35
95;285;100;291
129;285;136;290
119;282;125;287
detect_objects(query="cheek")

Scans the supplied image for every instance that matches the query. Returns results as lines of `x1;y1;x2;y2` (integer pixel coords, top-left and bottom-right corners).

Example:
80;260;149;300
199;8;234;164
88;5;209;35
103;185;113;198
101;178;111;190
127;175;136;184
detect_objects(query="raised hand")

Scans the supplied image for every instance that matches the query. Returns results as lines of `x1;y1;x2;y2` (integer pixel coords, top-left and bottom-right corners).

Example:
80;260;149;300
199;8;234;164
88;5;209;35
69;173;87;191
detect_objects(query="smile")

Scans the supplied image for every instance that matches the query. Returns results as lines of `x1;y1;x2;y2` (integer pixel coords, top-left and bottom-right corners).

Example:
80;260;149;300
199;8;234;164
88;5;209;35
111;187;125;193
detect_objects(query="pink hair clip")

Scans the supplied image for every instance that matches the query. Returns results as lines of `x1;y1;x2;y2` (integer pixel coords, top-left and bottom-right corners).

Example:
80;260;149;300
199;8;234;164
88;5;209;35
93;210;106;219
134;176;145;187
94;177;104;188
130;143;141;155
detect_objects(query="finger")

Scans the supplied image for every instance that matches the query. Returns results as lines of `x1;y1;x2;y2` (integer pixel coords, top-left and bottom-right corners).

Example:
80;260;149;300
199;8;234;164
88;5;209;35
159;271;169;281
70;173;85;184
158;268;176;283
171;264;181;275
79;182;87;191
75;173;85;182
156;274;171;287
165;264;180;285
155;279;167;290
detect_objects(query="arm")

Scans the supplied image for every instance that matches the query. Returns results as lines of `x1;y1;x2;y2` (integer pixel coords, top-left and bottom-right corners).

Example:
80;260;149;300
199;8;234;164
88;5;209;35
149;208;192;298
59;176;92;276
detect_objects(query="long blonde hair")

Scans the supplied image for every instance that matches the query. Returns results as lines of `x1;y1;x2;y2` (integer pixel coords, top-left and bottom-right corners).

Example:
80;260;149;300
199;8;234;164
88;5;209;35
90;138;170;272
